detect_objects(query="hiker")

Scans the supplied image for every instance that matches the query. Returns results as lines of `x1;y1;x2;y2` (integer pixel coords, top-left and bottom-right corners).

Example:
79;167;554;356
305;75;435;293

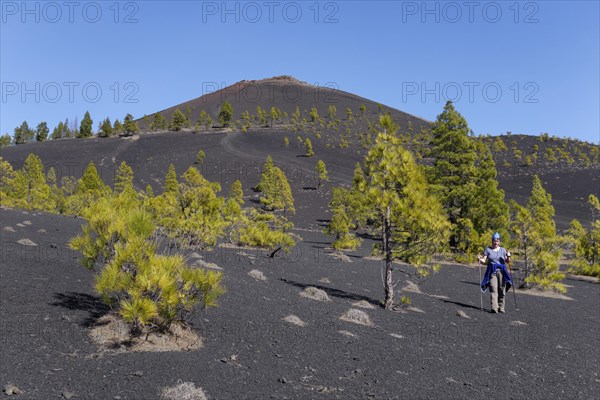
478;232;512;313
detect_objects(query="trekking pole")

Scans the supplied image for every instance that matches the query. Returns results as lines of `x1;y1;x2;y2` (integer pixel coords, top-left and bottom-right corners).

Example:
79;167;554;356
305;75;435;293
477;257;483;311
507;256;518;310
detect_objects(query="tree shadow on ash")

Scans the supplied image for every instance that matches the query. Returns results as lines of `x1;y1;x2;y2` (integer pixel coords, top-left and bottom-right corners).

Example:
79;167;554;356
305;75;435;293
303;240;331;249
435;281;484;311
460;281;480;287
438;298;483;311
281;278;380;307
51;292;111;328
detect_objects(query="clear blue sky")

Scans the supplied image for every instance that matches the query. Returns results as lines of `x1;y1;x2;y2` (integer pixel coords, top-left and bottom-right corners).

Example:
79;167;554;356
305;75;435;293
1;0;598;143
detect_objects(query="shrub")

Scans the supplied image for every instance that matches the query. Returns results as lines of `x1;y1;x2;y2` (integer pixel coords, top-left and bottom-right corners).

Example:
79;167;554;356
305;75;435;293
70;195;225;334
195;150;205;165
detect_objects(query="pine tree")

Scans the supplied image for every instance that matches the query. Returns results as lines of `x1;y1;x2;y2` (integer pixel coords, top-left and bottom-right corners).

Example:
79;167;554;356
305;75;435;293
193;121;201;133
47;166;64;213
368;115;450;307
270;107;281;127
218;101;233;127
316;160;329;189
527;175;557;248
61;161;110;214
147;161;295;255
78;111;93;138
469;139;510;252
145;184;154;198
168;166;226;248
309;107;319;123
195;150;205;165
69;196;225;333
114;161;134;194
169;109;186;131
256;155;275;193
509;199;533;284
328;105;337;120
51;122;64;140
141;115;150;132
240;110;251;123
258;161;295;215
427;101;481;253
23;121;35;142
77;162;109;195
334;114;450;308
292;106;301;124
150;113;167;132
197;110;212;130
164;164;179;195
0;157;15;203
14;121;34;144
305;138;314;157
511;175;565;292
256;106;267;127
276;168;295;215
234;208;296;256
222;197;243;243
258;164;282;211
324;205;361;250
60;176;77;198
345;107;354;121
0;157;16;204
113;119;124;135
566;195;600;277
0;133;11;147
123;114;139;136
352;162;366;192
98;117;113;137
229;179;244;205
35;122;49;141
11;153;55;211
492;137;508;152
324;187;364;250
46;166;57;187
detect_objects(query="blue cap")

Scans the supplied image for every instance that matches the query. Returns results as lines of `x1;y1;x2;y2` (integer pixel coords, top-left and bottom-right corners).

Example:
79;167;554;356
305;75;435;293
492;232;501;240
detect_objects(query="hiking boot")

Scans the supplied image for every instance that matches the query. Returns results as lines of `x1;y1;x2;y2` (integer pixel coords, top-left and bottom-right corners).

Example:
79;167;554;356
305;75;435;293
499;309;505;313
490;309;498;314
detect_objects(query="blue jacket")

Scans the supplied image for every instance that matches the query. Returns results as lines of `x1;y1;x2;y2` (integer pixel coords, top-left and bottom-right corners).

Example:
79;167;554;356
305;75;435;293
481;262;513;292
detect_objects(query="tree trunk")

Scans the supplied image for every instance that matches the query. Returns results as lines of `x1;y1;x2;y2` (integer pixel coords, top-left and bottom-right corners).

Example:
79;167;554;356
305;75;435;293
383;205;394;309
